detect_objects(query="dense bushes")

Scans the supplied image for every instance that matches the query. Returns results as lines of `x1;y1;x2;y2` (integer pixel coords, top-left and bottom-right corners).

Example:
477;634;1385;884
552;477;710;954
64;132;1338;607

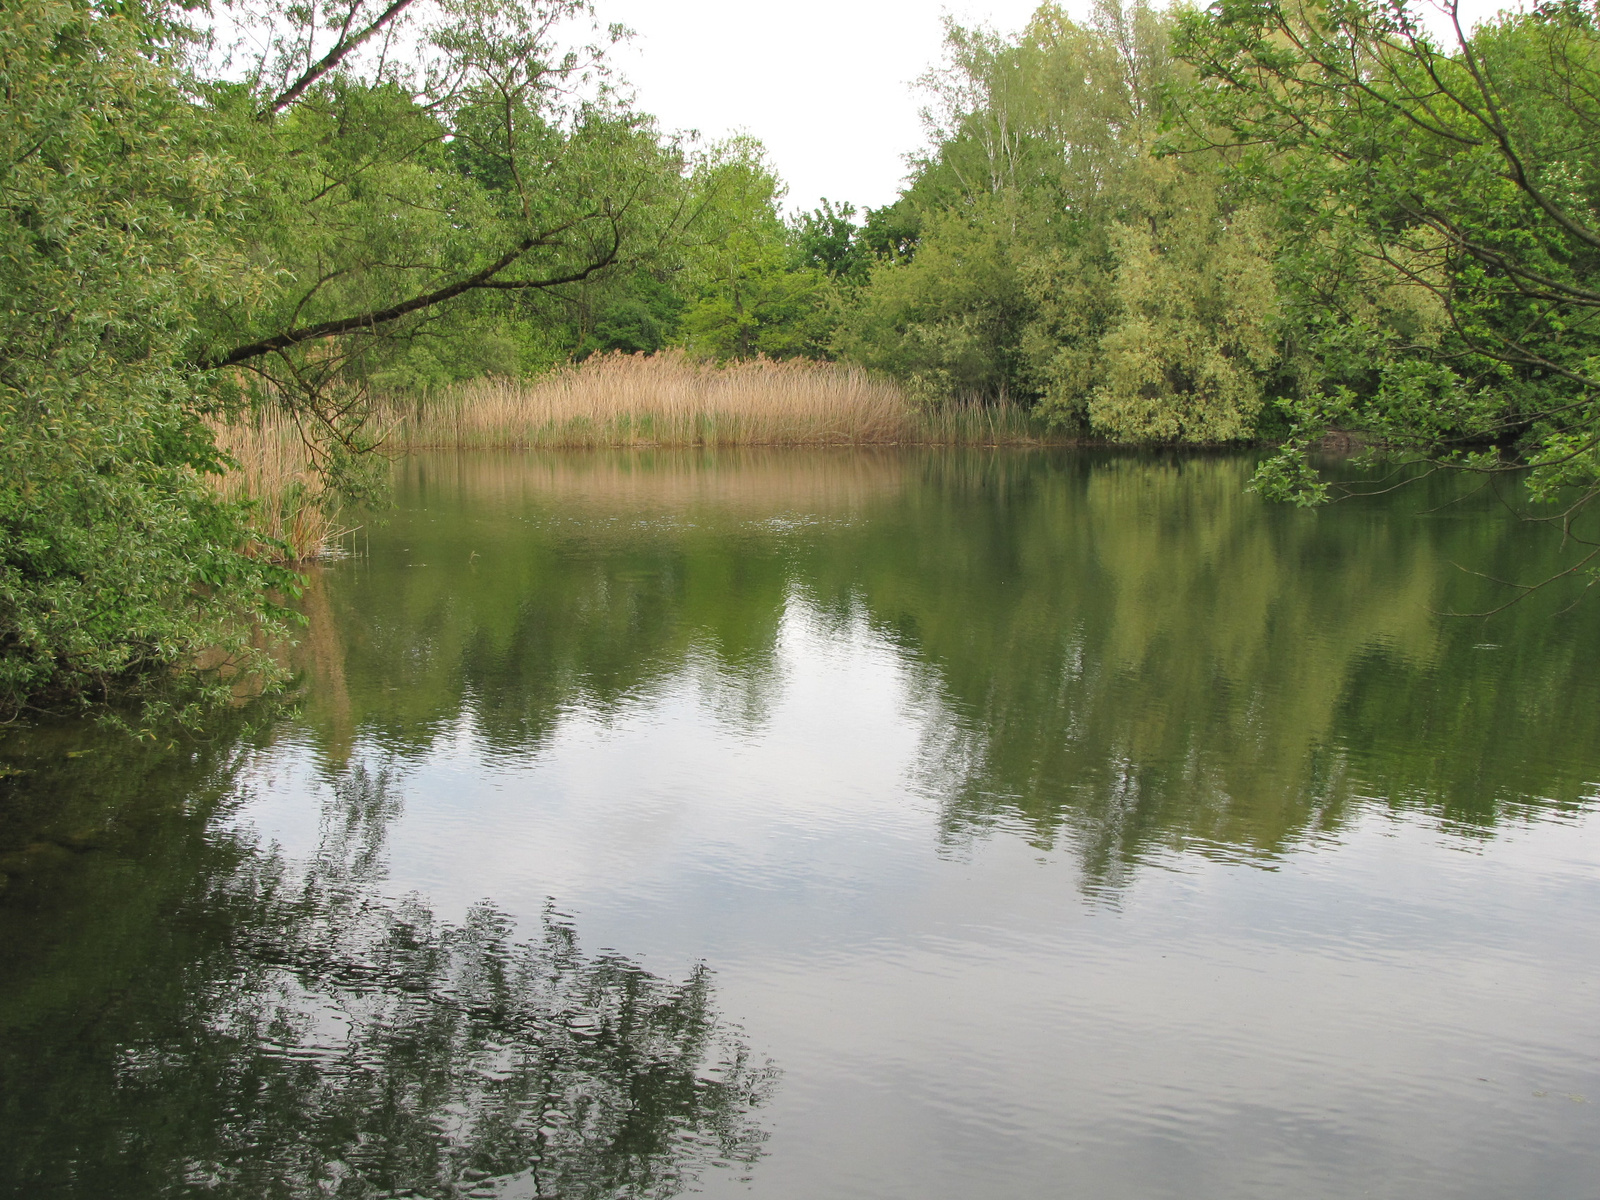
0;0;294;717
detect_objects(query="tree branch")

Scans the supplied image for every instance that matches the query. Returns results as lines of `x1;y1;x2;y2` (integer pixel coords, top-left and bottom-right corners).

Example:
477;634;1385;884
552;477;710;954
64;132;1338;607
259;0;419;119
200;215;620;369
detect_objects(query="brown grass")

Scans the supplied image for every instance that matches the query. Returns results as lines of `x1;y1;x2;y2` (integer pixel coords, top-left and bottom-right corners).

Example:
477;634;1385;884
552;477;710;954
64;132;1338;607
378;351;1058;450
209;411;344;562
205;353;1065;559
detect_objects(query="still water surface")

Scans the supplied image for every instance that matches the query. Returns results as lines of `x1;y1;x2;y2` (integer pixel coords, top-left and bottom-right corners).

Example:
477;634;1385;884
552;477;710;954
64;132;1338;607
4;449;1600;1198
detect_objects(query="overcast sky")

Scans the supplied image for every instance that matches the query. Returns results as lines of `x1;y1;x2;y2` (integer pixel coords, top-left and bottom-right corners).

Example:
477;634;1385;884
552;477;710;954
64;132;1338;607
598;1;1059;215
595;0;1514;217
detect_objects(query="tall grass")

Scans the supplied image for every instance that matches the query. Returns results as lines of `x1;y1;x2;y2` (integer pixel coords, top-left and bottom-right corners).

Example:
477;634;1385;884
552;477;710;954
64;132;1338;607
209;411;343;562
205;353;1065;559
380;352;1060;449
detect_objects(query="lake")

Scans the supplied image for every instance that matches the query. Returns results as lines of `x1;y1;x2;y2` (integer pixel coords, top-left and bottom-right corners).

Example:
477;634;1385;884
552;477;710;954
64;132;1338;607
3;448;1599;1199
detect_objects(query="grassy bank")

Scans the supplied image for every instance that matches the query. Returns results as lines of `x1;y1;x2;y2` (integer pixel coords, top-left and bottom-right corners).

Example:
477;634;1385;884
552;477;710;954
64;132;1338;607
209;353;1067;560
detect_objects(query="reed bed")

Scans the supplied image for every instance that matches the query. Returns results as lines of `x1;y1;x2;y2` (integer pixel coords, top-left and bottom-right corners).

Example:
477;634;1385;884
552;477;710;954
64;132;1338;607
204;353;1065;560
379;352;1059;450
209;412;343;562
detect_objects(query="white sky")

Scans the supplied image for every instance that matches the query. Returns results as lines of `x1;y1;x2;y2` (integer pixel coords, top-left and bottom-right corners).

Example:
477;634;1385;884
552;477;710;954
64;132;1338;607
596;0;1514;217
216;0;1519;218
599;0;1057;215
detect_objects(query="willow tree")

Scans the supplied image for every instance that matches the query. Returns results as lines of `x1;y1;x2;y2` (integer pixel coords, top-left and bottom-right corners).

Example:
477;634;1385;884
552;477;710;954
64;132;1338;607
188;0;692;489
0;0;295;718
0;0;704;716
1083;158;1280;441
1177;0;1600;536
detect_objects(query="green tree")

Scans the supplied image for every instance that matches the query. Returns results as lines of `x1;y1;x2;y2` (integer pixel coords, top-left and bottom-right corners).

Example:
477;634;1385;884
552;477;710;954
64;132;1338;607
835;193;1033;398
678;139;832;360
1082;160;1280;441
0;0;295;719
792;199;870;283
1175;0;1600;522
836;1;1286;435
192;0;671;483
0;0;717;715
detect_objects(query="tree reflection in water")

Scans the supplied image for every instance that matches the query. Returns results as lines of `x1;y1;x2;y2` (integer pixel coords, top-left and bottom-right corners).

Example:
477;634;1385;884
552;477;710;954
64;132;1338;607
302;451;1600;882
0;748;775;1199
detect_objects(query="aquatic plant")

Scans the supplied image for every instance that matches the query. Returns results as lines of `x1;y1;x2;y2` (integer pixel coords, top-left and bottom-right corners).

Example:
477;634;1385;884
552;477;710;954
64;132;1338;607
384;351;1055;450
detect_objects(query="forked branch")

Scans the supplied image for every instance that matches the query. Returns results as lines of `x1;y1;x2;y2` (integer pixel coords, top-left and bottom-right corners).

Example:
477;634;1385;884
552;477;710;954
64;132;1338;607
259;0;419;119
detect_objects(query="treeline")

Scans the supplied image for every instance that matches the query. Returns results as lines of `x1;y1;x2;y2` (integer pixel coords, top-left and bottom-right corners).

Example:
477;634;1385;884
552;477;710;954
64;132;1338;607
809;0;1600;491
831;3;1281;442
5;0;1600;714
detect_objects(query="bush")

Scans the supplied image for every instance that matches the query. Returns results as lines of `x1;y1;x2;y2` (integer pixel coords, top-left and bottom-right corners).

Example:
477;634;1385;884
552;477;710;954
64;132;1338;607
0;0;295;719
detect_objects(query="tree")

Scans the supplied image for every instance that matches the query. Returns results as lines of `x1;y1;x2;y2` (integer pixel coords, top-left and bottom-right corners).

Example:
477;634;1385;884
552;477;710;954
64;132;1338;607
1175;0;1600;533
791;199;870;283
1079;159;1280;441
189;0;664;484
0;0;296;719
835;192;1034;399
835;0;1286;430
0;0;712;715
677;139;832;360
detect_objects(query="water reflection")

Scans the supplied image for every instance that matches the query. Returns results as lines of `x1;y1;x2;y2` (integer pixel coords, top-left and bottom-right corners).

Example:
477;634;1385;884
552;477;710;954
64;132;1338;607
6;448;1600;1200
0;733;774;1199
856;455;1600;875
299;449;1600;877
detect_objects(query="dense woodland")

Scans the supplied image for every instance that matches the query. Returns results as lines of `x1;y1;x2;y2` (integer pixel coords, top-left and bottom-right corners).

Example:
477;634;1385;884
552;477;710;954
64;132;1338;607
5;0;1600;715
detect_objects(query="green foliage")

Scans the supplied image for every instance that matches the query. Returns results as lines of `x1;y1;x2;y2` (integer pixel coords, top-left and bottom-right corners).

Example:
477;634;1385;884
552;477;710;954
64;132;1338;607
792;199;871;283
833;1;1286;436
194;4;685;457
834;194;1033;399
677;139;834;360
27;0;1600;717
1086;162;1279;441
857;198;922;264
0;0;295;719
1174;0;1600;506
0;0;833;716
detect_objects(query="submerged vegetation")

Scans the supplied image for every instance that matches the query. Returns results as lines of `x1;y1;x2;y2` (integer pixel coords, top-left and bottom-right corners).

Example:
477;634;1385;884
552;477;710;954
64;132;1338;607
5;0;1600;715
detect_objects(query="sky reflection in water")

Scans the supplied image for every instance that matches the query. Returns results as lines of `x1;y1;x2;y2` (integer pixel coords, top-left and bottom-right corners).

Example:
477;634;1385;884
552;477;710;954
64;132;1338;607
4;448;1600;1198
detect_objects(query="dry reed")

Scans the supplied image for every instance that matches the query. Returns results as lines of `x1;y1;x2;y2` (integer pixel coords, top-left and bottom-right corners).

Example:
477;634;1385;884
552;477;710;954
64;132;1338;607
379;351;1057;450
209;411;343;562
204;353;1064;559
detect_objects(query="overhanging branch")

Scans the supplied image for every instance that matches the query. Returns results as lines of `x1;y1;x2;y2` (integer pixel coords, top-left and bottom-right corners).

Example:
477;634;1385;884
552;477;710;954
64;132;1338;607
199;215;620;369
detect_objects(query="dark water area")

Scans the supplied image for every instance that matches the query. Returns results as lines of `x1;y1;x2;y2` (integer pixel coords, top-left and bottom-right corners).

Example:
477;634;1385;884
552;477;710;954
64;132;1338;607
3;448;1600;1198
